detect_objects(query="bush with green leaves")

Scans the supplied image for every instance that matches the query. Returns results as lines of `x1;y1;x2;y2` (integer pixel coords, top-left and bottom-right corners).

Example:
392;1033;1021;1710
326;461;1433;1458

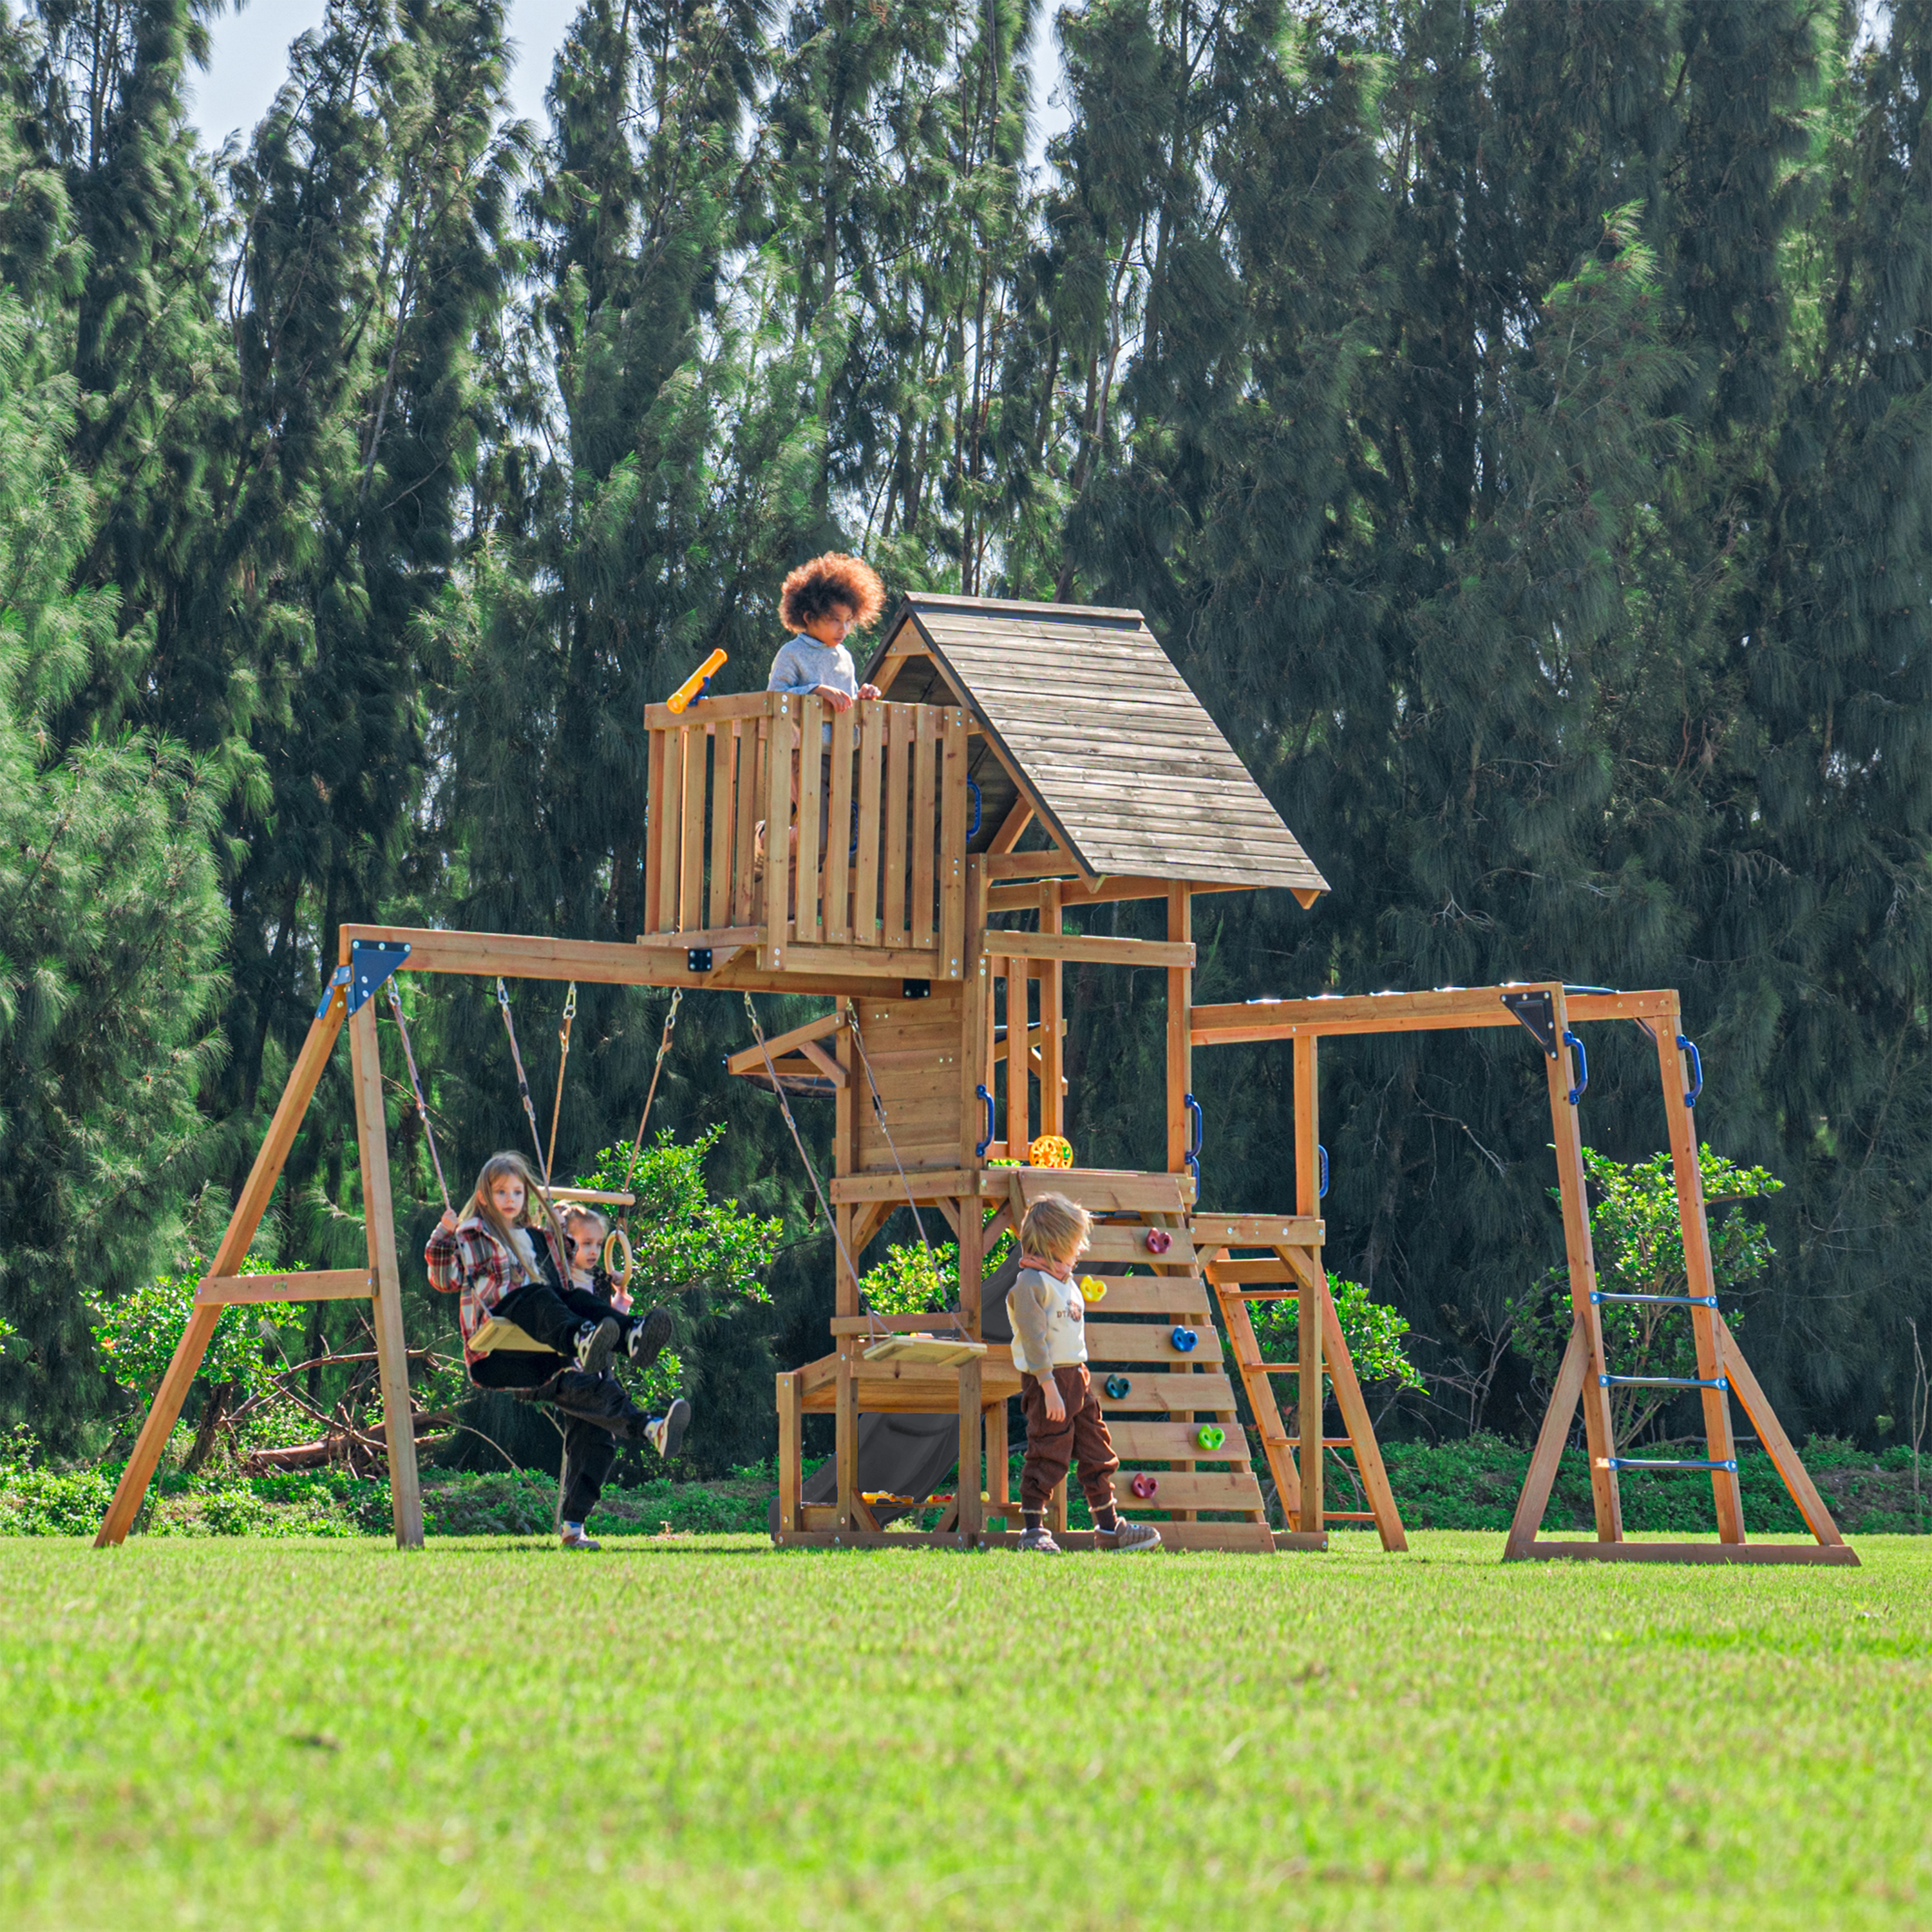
1511;1146;1782;1443
1241;1280;1425;1392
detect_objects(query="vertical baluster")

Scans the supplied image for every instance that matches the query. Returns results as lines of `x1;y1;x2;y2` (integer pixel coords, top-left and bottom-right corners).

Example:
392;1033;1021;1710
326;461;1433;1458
911;706;937;949
882;704;911;947
654;729;683;934
853;702;884;944
795;696;825;943
678;722;707;933
825;701;854;943
733;718;761;927
938;707;967;977
708;720;737;933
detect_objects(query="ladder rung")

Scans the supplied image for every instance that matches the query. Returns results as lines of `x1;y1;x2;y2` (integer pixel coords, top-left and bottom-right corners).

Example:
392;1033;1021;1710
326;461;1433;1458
1257;1363;1301;1373
1605;1457;1738;1472
1592;1291;1719;1307
1600;1374;1727;1389
1320;1510;1377;1520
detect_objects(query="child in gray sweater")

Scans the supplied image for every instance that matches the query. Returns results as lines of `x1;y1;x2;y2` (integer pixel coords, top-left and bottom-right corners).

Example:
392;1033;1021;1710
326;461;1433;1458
766;552;888;712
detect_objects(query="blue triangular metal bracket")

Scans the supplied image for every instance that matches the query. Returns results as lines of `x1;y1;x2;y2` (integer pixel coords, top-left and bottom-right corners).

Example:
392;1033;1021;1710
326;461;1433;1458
346;939;412;1015
1500;987;1558;1057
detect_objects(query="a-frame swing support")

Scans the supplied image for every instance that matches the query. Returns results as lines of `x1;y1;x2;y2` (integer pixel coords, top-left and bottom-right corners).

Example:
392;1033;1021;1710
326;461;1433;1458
97;921;953;1551
1189;981;1857;1566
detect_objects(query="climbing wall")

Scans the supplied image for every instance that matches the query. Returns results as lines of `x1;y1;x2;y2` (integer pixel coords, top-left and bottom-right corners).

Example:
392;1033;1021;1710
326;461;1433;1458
1011;1171;1274;1553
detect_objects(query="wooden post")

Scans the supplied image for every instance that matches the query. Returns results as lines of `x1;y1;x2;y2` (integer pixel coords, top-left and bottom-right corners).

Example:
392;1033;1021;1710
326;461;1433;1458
1652;1012;1745;1543
777;1371;802;1536
956;1356;985;1546
834;1197;860;1533
1038;882;1063;1139
349;997;424;1548
1293;1034;1322;1534
97;991;350;1546
1005;960;1030;1155
960;856;990;1162
1166;886;1191;1176
1546;989;1623;1540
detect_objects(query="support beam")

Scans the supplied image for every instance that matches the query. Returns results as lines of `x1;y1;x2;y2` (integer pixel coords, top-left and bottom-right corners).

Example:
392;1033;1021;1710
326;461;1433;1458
97;992;349;1546
1650;1012;1745;1542
1544;994;1622;1541
350;998;424;1549
985;931;1194;971
1189;984;1678;1045
1293;1036;1321;1535
1166;886;1191;1177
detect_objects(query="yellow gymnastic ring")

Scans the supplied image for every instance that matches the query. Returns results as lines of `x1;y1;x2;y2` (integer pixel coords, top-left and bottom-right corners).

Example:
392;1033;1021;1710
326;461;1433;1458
1027;1133;1073;1168
602;1224;634;1293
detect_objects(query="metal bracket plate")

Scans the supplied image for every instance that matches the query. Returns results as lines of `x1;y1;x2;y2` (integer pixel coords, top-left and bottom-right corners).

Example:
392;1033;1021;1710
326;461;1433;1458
688;948;713;974
346;940;412;1016
901;979;931;1000
1501;987;1558;1057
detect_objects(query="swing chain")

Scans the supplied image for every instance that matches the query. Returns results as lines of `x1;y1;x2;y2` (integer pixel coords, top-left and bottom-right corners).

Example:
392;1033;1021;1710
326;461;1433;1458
743;992;871;1327
494;978;571;1256
607;987;684;1294
844;999;949;1320
384;978;452;1215
545;981;579;1187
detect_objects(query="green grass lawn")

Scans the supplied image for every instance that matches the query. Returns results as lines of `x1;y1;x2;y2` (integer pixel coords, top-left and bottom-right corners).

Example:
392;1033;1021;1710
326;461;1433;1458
1;1533;1926;1931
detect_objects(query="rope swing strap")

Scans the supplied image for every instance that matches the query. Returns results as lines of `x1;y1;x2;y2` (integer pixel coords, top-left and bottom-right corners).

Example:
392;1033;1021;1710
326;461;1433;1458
544;982;577;1185
384;978;453;1215
495;978;572;1256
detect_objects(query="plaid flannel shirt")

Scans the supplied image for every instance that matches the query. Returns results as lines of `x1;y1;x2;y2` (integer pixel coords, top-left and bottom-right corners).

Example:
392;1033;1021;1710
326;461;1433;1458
426;1214;569;1365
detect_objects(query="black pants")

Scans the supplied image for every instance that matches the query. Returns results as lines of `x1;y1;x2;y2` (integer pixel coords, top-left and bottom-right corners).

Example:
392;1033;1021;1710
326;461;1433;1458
468;1285;652;1524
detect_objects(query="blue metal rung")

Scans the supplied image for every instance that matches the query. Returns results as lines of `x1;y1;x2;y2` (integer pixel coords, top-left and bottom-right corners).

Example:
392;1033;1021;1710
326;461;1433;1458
1593;1291;1719;1307
1608;1457;1738;1472
1600;1373;1728;1390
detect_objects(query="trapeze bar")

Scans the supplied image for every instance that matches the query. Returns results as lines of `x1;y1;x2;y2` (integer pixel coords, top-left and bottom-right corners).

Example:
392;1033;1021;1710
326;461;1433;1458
1605;1457;1739;1472
1592;1291;1720;1307
1599;1374;1728;1390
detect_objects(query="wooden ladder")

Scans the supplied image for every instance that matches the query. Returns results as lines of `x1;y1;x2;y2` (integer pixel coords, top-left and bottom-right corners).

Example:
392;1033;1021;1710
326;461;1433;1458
1198;1220;1408;1551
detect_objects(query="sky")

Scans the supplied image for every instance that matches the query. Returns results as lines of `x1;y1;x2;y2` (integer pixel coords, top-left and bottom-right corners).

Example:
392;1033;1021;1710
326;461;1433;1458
184;0;1069;158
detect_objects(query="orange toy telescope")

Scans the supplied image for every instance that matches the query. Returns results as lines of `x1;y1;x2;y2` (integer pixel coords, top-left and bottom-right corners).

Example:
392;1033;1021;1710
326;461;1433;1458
665;649;728;714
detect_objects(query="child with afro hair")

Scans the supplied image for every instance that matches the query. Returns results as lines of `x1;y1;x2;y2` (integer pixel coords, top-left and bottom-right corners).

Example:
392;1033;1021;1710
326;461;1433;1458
767;553;887;714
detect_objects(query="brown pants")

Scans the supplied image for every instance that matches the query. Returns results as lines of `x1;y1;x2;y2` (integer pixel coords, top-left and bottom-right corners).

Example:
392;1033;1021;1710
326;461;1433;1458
1019;1365;1120;1515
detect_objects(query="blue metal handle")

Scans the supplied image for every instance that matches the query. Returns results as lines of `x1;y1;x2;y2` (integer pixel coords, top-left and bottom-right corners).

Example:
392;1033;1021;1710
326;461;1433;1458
966;775;982;838
975;1084;994;1160
1317;1144;1329;1199
1677;1034;1702;1110
1182;1092;1202;1189
1564;1029;1588;1106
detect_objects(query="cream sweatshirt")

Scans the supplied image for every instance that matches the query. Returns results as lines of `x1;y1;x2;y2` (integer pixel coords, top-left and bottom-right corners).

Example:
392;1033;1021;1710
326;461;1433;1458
1007;1264;1088;1377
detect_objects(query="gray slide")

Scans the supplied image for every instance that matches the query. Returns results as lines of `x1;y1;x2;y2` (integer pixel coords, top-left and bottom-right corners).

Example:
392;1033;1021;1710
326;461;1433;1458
770;1255;1018;1533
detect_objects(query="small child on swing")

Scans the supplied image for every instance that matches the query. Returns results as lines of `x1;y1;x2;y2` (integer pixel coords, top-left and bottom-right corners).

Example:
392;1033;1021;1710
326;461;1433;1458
560;1202;630;1313
426;1153;689;1549
1009;1193;1162;1554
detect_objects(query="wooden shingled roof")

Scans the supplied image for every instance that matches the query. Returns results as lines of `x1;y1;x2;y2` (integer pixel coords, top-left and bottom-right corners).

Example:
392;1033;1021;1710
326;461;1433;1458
864;594;1329;896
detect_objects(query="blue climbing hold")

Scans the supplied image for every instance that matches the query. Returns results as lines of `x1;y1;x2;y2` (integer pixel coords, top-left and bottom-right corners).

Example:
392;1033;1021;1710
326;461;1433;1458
1104;1375;1131;1400
1170;1326;1198;1353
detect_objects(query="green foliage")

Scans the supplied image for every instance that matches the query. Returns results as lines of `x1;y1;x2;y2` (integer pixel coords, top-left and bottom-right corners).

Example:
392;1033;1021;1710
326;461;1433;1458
1243;1280;1425;1394
90;1257;301;1406
1512;1146;1781;1441
858;1218;1017;1316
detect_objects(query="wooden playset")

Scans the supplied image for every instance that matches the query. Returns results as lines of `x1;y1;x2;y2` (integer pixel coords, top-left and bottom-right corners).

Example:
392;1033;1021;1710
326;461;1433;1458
94;594;1853;1564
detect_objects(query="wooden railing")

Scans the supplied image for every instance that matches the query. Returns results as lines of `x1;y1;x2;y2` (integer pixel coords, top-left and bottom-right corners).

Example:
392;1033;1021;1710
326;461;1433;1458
642;690;969;975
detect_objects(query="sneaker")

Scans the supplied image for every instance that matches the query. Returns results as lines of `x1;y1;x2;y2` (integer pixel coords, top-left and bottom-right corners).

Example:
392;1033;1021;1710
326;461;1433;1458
560;1523;601;1551
574;1317;620;1377
1100;1517;1162;1553
643;1396;690;1461
1018;1526;1062;1553
628;1306;672;1367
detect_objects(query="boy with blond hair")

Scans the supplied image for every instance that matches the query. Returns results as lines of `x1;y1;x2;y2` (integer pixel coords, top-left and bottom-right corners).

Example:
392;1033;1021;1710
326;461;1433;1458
1009;1193;1161;1553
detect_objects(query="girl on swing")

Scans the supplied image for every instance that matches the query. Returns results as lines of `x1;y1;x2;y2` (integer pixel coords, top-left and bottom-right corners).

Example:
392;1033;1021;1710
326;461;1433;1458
426;1151;689;1548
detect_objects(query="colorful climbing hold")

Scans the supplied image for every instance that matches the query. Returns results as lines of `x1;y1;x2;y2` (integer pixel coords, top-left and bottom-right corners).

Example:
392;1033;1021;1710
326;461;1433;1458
1079;1276;1106;1302
1197;1425;1226;1450
1104;1375;1131;1400
1170;1326;1198;1352
1130;1473;1159;1499
1144;1228;1172;1255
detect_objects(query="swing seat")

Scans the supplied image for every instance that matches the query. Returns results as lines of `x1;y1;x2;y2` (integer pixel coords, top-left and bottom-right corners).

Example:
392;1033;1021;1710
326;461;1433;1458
861;1333;989;1368
468;1316;557;1356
